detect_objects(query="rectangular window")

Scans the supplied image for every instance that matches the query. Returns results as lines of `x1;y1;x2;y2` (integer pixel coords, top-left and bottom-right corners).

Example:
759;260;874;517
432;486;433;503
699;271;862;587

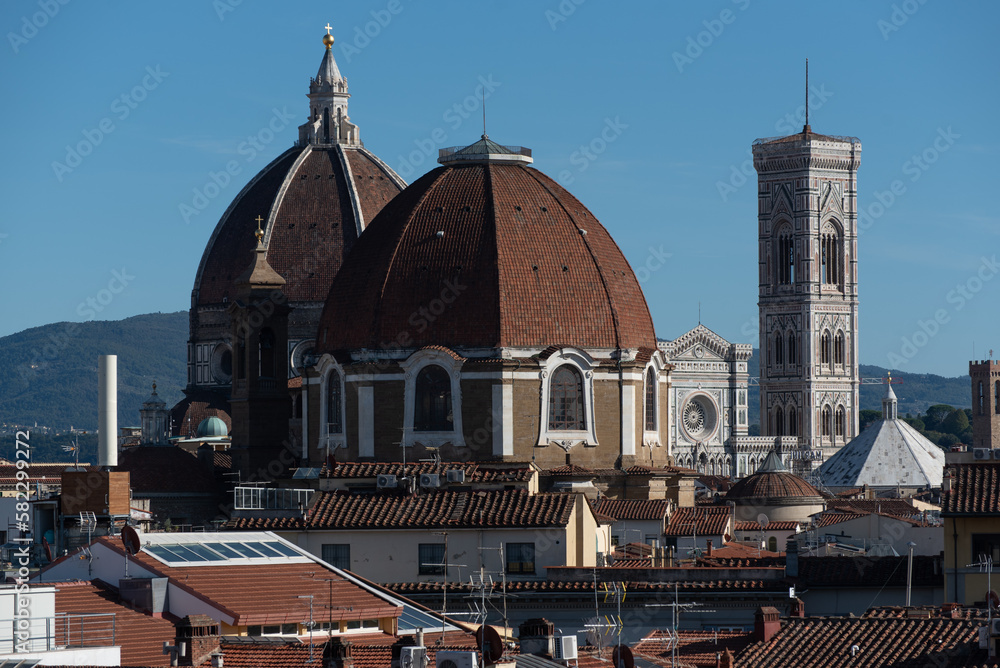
322;543;350;570
971;534;1000;563
506;542;535;574
418;543;445;575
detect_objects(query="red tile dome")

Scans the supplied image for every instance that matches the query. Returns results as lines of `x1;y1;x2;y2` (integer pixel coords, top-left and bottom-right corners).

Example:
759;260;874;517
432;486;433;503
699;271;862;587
315;139;657;353
726;453;823;501
192;145;405;307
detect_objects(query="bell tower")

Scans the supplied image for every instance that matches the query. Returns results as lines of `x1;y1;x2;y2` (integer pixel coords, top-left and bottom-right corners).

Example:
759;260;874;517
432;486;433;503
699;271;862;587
229;216;293;477
753;103;862;470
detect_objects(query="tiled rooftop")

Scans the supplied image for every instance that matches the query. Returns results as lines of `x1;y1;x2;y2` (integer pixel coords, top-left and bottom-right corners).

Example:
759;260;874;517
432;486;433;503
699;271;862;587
942;462;1000;514
736;615;998;667
320;461;534;483
229;489;579;531
664;506;732;537
54;580;176;667
592;498;668;521
635;629;752;668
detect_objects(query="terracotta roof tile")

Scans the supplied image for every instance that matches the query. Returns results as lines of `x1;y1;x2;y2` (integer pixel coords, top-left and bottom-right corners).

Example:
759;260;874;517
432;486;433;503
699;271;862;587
734;520;800;531
942;463;1000;514
320;461;533;483
827;499;924;517
54;580;176;667
91;536;400;626
229;490;578;531
726;471;822;501
664;506;732;537
737;615;998;667
316;162;657;354
635;629;752;668
203;636;479;668
592;499;668;521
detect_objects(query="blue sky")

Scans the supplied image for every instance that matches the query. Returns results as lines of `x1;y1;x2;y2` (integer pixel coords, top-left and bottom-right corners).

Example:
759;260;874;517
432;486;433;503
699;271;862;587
1;0;997;377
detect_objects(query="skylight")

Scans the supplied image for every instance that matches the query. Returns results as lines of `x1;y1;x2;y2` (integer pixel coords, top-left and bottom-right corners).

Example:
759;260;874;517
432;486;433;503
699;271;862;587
143;539;308;566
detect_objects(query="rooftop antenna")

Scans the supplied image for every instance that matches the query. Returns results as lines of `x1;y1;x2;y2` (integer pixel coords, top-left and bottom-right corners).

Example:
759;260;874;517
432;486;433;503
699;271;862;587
482;88;487;139
698;302;701;326
804;58;809;131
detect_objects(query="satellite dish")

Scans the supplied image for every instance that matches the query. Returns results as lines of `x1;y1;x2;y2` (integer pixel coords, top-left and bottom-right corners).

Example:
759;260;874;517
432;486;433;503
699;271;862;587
612;644;634;668
475;625;504;665
757;513;769;529
121;525;141;556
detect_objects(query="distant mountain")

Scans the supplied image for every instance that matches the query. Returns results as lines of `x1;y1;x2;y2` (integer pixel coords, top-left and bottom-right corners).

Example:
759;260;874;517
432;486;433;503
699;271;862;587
0;312;188;432
744;349;970;426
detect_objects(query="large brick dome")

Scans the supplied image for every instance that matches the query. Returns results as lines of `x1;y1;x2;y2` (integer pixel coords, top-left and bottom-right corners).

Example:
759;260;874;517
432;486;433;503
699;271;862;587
315;137;657;354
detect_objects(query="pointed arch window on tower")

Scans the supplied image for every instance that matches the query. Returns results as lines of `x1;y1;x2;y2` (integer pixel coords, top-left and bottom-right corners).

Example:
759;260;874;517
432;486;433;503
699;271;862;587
834;331;845;367
821;223;841;285
644;367;657;432
327;369;343;435
821;331;831;366
787;332;796;365
774;333;784;366
789;406;798;436
821;406;832;437
775;407;785;436
550;365;585;431
775;229;795;285
258;328;276;379
415;365;452;431
835;407;845;438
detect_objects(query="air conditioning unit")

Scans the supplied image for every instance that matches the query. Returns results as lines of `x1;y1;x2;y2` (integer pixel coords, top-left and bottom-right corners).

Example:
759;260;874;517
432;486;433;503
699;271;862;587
974;448;991;460
436;651;478;668
420;474;441;488
554;635;578;660
400;647;427;668
993;449;1000;460
991;618;1000;636
376;474;397;489
446;469;465;483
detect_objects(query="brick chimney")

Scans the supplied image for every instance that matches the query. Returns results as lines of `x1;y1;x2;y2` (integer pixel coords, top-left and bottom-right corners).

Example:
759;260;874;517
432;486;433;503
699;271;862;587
790;597;805;618
720;649;735;668
175;615;220;667
323;637;354;668
753;607;781;643
705;539;713;557
518;618;555;658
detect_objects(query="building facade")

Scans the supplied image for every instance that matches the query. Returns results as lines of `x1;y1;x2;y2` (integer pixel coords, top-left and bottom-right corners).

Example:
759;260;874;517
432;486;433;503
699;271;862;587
659;324;751;477
970;359;1000;451
753;125;862;470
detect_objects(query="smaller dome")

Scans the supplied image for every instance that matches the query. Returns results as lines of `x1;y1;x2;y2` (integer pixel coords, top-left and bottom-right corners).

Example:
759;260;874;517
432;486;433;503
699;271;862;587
727;452;822;501
197;416;229;438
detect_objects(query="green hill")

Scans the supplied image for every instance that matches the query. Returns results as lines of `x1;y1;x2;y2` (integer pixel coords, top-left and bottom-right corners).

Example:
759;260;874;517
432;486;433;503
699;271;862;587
745;350;969;427
0;312;188;433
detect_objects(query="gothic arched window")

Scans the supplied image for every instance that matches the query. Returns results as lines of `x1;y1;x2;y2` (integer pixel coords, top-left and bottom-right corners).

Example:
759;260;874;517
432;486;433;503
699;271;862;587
549;365;585;431
775;407;785;437
787;332;796;365
774;333;784;366
415;365;452;431
644;367;657;432
327;369;343;434
834;332;845;366
836;406;846;438
775;227;795;285
822;406;833;437
821;331;831;366
789;406;798;436
821;221;841;285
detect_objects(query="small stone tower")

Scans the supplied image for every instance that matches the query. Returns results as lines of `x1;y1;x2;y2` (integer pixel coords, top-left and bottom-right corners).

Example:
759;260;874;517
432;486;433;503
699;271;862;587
970;359;1000;450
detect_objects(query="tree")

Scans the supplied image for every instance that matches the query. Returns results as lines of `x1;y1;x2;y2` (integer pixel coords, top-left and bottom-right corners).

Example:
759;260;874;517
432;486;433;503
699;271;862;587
923;405;955;432
941;409;970;436
859;410;882;432
903;417;925;432
938;433;960;447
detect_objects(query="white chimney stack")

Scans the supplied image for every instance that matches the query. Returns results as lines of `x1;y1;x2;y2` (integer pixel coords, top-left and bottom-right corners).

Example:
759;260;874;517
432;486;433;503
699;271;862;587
98;355;118;468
